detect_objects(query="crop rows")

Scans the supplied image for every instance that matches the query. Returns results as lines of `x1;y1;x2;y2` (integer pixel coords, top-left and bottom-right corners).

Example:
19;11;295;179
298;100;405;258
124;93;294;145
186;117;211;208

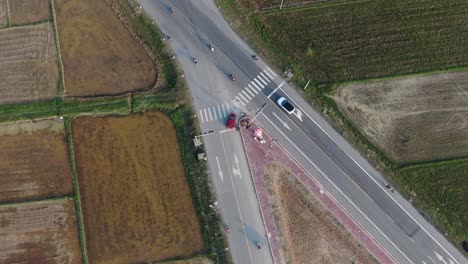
0;23;58;104
254;0;468;83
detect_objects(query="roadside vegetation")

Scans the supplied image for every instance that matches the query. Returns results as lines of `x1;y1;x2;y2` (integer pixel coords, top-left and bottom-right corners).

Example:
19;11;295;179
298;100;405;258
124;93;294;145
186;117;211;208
0;0;228;263
217;0;468;255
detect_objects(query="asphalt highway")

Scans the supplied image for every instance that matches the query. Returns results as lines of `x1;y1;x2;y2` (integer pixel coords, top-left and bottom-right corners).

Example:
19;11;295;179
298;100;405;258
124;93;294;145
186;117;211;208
138;1;467;263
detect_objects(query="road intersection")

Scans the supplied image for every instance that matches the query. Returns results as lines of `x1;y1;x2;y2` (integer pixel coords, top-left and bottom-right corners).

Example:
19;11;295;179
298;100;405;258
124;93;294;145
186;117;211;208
138;1;467;263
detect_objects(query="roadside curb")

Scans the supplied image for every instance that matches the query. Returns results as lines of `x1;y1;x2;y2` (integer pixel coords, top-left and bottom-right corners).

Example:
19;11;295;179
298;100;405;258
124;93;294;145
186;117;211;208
240;119;397;264
238;116;279;264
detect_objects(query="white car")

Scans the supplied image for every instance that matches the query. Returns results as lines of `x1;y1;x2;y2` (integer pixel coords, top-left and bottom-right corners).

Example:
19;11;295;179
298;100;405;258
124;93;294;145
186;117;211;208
277;97;295;114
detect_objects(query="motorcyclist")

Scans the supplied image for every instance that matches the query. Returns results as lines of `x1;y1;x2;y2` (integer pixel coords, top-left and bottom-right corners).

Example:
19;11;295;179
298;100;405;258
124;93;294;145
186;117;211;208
256;242;261;250
209;44;214;52
170;8;175;14
193;58;198;64
224;224;230;232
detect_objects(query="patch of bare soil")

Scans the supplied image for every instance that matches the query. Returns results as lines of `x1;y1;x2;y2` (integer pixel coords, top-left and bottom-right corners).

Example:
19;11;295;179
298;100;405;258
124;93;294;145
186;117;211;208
72;112;204;264
54;0;155;96
165;257;214;264
0;119;73;203
333;71;468;162
265;163;378;264
8;0;51;25
0;23;59;104
0;199;82;264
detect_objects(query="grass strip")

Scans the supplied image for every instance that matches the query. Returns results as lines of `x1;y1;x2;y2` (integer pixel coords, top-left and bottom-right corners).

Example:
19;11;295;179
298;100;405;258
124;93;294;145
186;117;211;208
169;107;227;263
217;0;468;255
64;117;89;264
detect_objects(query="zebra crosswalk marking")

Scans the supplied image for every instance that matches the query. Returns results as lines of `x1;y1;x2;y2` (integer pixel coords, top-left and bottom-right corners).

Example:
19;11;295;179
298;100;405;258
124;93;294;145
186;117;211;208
241;90;252;100
235;96;246;106
237;93;249;104
260;72;270;82
217;105;222;118
251;81;261;91
248;84;258;94
245;87;255;97
199;109;205;123
254;78;264;88
208;107;213;121
257;75;268;85
265;67;276;77
213;106;218;120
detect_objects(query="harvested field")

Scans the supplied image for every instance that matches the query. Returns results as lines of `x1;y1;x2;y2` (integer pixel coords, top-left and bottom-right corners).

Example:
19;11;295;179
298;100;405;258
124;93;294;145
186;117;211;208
0;0;6;28
397;159;468;251
0;199;82;264
0;23;59;104
54;0;156;96
333;71;468;162
252;0;468;83
0;119;73;203
72;112;204;264
251;0;330;10
8;0;51;25
167;257;214;264
266;163;377;264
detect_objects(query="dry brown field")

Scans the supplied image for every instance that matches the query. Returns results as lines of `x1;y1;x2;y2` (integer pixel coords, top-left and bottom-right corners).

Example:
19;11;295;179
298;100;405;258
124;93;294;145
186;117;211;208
167;257;214;264
8;0;51;25
0;23;59;104
333;71;468;163
54;0;155;97
72;112;204;264
0;0;6;28
266;163;377;264
0;119;73;203
0;199;82;264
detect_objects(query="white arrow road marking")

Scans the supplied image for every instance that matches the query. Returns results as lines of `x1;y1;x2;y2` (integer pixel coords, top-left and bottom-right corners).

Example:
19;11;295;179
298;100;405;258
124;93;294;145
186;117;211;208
216;156;224;182
294;109;303;122
434;251;448;264
232;154;242;179
272;112;292;131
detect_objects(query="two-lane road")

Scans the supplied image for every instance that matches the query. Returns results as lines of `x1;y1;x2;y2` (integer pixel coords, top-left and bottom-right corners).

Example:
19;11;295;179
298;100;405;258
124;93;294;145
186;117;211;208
138;1;467;263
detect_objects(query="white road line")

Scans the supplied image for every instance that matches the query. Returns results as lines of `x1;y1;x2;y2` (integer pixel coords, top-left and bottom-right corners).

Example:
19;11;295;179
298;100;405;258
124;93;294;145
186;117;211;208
247;84;258;94
260;72;270;82
257;75;268;86
217;105;222;118
208;107;213;121
261;113;414;264
254;78;265;88
199;109;205;123
251;81;261;91
278;89;461;264
241;90;252;100
219;136;255;264
245;86;256;97
235;96;246;106
263;69;274;79
265;67;277;77
222;104;227;116
267;81;285;98
203;108;208;123
238;93;249;104
213;106;218;120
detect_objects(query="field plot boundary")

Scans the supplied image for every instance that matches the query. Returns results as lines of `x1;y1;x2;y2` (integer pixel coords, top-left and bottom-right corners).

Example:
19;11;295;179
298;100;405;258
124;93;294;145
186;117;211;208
48;0;65;96
5;0;11;27
64;117;89;264
0;195;72;208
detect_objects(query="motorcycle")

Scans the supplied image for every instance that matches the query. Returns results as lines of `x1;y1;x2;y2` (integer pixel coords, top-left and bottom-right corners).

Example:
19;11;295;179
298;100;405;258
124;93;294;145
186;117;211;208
169;8;175;14
229;74;235;81
209;44;214;52
223;224;230;233
252;55;258;60
193;58;198;64
256;242;261;250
